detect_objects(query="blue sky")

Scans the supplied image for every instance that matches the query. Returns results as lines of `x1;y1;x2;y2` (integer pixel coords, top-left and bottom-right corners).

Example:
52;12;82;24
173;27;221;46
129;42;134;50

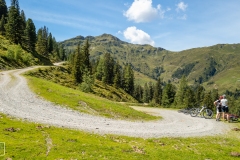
6;0;240;51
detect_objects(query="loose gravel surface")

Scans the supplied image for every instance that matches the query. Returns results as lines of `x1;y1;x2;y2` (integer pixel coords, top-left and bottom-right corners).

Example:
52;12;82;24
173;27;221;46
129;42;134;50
0;66;231;138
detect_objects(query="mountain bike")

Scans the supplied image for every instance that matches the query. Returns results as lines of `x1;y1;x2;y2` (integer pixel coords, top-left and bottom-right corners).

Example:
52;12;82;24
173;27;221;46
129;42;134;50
178;107;196;115
190;105;213;119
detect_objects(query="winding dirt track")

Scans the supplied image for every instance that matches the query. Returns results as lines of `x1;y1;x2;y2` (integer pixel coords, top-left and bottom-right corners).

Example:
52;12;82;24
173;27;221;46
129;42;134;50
0;66;231;138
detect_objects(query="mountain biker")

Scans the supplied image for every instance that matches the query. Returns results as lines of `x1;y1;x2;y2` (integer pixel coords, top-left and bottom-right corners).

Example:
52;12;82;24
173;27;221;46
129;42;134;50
214;96;223;121
221;94;228;121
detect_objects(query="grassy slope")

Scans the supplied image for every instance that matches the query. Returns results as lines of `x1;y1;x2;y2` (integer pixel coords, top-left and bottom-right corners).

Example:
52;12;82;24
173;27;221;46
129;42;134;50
0;35;52;71
25;66;138;103
1;113;240;159
134;71;156;86
25;75;158;121
203;66;240;93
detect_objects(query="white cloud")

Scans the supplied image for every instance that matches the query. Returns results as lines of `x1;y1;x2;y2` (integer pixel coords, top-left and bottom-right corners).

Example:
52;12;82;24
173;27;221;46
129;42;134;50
123;0;164;23
123;26;155;46
176;2;188;12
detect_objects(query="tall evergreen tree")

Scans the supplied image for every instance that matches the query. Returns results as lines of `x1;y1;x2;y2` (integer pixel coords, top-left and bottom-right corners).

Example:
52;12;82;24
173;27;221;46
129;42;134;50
148;82;154;101
211;89;219;103
95;57;104;81
174;75;188;106
5;5;23;44
102;53;114;84
113;61;122;88
23;18;36;52
203;91;214;110
82;39;91;72
72;43;82;83
195;85;205;106
36;26;48;56
0;0;8;18
153;78;162;105
143;83;150;103
0;15;5;35
123;64;134;94
52;36;60;59
11;0;19;10
161;83;176;107
183;86;196;108
20;10;26;27
58;44;66;61
133;84;143;102
48;32;53;53
80;69;94;93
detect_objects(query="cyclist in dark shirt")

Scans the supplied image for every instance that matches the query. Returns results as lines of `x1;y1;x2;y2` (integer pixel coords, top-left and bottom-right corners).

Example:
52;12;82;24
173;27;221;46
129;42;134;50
214;96;223;121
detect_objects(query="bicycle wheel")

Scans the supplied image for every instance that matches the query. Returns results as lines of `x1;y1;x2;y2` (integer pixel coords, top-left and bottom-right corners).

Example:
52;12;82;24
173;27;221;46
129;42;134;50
190;108;198;117
203;109;213;119
185;108;195;115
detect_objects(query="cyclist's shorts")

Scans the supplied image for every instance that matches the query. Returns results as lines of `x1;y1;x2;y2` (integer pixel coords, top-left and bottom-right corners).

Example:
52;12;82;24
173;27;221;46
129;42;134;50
222;106;229;113
217;106;222;113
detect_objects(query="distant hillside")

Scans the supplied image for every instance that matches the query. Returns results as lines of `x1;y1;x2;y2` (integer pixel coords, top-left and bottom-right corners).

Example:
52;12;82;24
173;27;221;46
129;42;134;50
60;34;240;92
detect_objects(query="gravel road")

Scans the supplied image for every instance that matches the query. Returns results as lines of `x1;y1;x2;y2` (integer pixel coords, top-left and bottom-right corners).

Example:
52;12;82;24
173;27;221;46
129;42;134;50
0;66;231;138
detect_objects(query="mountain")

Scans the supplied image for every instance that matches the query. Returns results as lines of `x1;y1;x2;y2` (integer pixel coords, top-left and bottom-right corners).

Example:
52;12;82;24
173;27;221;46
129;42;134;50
60;34;240;92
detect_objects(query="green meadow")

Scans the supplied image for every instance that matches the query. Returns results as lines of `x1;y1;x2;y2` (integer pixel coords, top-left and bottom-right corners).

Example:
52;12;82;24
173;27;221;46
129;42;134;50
0;113;239;159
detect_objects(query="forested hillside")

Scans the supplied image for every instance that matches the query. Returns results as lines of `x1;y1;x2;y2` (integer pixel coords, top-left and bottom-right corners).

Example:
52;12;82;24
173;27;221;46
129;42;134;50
0;0;64;70
61;34;240;92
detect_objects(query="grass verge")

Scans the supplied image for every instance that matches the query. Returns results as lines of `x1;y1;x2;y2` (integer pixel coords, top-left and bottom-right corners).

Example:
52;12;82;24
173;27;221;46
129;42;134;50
0;113;240;159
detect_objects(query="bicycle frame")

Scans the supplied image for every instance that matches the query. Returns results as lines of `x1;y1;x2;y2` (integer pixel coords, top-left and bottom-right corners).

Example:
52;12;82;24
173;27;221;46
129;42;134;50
196;106;206;116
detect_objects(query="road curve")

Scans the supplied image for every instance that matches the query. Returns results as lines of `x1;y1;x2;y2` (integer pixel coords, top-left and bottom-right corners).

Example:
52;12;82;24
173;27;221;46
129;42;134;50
0;66;231;138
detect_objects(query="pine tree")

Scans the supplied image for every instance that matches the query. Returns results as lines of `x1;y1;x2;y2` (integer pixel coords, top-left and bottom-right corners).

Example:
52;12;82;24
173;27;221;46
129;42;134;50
123;64;134;94
0;0;8;18
153;78;162;105
148;82;154;101
161;83;176;107
142;83;150;103
174;76;188;106
11;0;19;10
95;57;104;81
133;84;143;102
72;43;82;83
82;39;91;72
203;91;214;110
195;85;205;106
52;37;60;58
36;26;48;56
48;32;53;53
183;86;196;108
102;53;114;84
23;18;36;52
80;69;94;93
0;15;5;35
5;5;23;44
113;61;122;88
211;89;219;103
20;10;26;27
58;44;65;61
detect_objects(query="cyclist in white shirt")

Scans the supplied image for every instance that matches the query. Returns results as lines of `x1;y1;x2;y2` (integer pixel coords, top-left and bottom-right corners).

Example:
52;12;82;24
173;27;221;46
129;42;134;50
221;95;228;121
